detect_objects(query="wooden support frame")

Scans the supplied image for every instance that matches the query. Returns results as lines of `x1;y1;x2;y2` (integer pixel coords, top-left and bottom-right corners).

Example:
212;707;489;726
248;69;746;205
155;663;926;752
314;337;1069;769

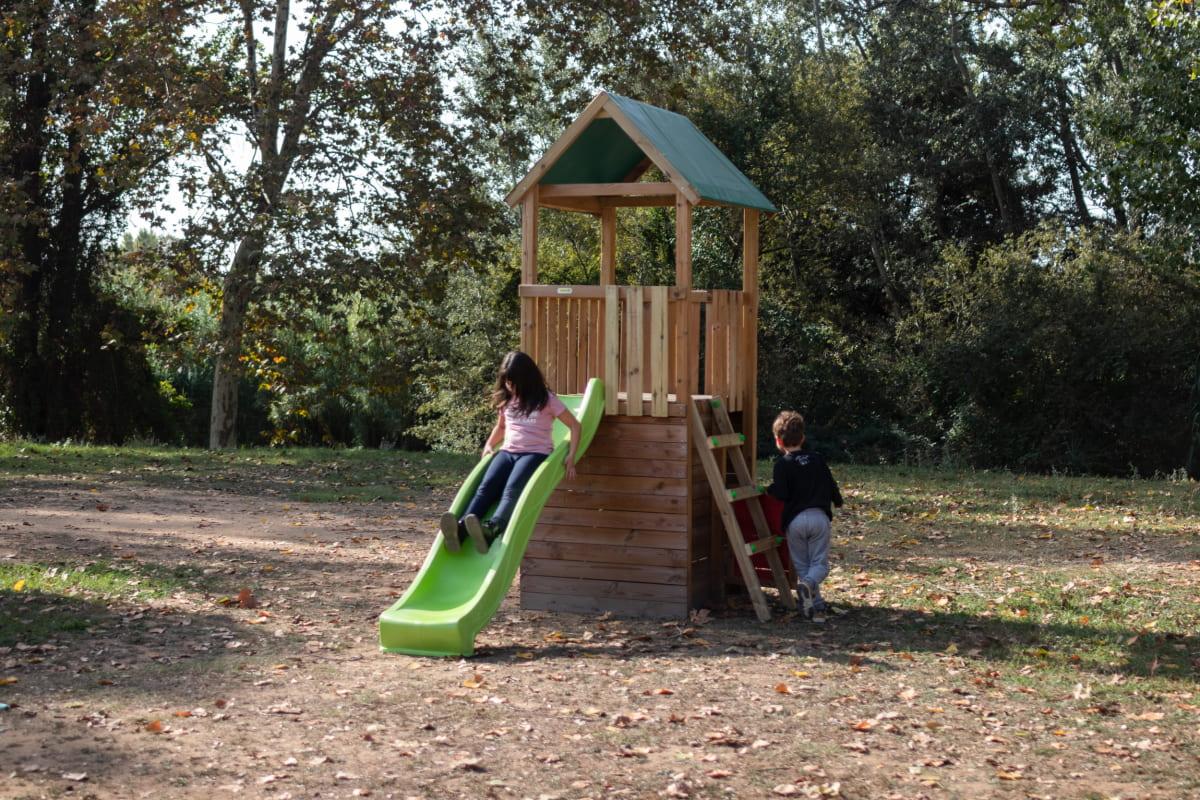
600;208;616;285
742;209;760;477
540;182;675;198
675;194;692;290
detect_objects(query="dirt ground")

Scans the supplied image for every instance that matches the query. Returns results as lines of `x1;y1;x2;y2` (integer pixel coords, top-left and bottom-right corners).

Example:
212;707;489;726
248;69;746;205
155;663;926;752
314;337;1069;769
2;453;1198;800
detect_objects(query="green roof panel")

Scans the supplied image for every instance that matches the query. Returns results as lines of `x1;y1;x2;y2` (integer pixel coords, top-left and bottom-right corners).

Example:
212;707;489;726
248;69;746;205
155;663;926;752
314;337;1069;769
536;93;777;213
540;119;646;185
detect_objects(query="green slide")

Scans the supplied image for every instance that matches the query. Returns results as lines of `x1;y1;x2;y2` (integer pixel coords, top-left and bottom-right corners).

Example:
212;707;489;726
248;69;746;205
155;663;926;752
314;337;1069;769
378;378;605;657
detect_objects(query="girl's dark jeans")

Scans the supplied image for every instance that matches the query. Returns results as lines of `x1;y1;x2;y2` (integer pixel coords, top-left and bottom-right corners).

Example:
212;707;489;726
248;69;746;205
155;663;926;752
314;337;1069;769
463;450;549;533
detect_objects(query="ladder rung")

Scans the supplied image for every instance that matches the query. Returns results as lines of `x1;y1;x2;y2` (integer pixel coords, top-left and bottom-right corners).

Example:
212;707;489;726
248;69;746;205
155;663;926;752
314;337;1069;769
706;433;745;450
744;536;784;555
727;485;763;501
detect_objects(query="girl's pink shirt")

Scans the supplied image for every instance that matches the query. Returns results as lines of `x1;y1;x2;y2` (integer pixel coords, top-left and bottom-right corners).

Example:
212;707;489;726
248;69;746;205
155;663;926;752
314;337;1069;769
502;393;566;454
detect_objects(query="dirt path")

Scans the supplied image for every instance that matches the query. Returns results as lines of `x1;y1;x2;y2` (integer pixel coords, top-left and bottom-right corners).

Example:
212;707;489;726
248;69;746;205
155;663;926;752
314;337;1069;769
2;457;1198;799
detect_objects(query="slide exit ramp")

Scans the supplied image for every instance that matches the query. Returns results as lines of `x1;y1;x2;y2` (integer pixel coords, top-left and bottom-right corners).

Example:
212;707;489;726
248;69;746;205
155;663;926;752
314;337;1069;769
378;378;605;657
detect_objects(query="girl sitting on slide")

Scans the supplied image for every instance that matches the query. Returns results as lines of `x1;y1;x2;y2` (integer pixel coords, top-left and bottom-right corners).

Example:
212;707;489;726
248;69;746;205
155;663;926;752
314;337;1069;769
440;351;580;553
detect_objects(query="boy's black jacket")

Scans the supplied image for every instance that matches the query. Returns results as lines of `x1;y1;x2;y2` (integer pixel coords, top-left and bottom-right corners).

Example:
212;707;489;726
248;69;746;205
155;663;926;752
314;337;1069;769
767;450;844;530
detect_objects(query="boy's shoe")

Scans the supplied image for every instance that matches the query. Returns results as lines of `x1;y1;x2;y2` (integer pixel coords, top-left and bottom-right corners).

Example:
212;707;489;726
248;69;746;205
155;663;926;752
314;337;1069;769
797;581;815;619
462;514;490;554
440;512;462;552
810;609;828;624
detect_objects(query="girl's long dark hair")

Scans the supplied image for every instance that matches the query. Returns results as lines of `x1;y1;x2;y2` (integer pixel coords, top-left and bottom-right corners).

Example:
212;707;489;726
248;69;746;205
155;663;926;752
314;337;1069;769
491;351;550;416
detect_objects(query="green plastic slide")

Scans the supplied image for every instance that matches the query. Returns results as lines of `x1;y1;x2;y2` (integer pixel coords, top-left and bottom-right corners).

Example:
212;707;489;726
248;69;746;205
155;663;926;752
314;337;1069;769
378;378;606;657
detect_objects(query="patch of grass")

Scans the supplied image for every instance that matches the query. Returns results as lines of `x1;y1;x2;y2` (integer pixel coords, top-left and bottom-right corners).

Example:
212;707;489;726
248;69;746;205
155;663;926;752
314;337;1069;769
0;560;206;646
0;561;190;598
751;460;1200;688
0;441;473;502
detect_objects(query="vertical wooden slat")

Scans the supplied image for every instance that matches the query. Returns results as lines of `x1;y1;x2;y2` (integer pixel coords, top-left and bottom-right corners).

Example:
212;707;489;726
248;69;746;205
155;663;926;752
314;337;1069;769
625;286;644;416
564;299;575;393
675;194;692;290
540;298;550;373
720;291;729;400
528;297;538;364
724;291;734;412
576;299;588;391
669;298;684;401
557;299;569;393
650;286;669;417
707;293;721;400
587;298;597;383
717;292;730;401
703;298;713;396
743;209;760;476
592;298;603;381
689;299;701;397
545;299;557;391
600;208;617;286
604;286;620;415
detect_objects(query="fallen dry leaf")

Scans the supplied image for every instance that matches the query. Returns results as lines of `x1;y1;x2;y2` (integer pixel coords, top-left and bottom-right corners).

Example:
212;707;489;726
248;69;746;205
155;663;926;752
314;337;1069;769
236;588;257;609
62;772;88;782
774;683;792;695
462;674;486;689
145;720;164;733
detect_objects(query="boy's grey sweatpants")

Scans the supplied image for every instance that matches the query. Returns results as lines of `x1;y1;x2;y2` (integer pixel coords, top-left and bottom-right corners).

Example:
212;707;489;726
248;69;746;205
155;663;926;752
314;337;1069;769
785;508;831;603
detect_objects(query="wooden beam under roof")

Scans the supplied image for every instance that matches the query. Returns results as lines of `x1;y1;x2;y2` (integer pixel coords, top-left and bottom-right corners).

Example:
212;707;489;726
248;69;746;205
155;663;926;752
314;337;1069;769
540;182;675;198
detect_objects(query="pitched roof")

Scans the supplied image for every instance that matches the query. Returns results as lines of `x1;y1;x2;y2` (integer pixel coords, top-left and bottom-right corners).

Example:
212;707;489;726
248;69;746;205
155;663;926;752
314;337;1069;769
506;92;777;213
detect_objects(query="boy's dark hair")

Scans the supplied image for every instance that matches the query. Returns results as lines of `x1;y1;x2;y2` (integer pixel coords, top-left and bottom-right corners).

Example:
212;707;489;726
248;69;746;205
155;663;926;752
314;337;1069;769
492;350;550;416
773;410;805;448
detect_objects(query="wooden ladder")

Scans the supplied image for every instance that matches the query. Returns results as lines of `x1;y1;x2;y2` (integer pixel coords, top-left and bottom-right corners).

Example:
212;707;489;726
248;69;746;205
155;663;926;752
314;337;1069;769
689;396;797;622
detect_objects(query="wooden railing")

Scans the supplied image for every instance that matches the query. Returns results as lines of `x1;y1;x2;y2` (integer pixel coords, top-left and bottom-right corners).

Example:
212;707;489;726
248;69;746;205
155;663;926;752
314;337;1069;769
519;285;753;418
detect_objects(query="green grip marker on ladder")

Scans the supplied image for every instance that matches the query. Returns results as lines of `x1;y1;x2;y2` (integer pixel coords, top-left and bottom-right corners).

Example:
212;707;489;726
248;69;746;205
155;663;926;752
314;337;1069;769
711;398;722;408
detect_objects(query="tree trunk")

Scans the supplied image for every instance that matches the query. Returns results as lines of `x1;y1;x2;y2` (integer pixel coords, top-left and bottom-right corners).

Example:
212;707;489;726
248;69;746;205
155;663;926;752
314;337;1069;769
1055;80;1092;227
949;20;1015;234
208;231;264;448
1188;353;1200;481
869;225;902;315
3;9;51;437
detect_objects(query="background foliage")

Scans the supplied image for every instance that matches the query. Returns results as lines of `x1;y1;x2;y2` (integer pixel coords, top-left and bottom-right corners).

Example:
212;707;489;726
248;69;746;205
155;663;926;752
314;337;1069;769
3;0;1199;477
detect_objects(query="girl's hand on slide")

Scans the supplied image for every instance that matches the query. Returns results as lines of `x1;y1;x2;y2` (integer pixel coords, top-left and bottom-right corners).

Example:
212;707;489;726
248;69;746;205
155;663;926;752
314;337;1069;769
482;445;494;457
564;459;576;481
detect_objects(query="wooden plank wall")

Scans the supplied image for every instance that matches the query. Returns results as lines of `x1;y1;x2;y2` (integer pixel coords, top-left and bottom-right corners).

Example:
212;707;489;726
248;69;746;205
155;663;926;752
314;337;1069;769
520;286;753;423
522;295;604;395
521;410;718;617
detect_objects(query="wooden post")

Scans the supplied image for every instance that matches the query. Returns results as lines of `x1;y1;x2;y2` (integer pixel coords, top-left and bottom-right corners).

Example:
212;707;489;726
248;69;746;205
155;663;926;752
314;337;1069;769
521;188;539;353
649;286;669;417
742;208;760;479
625;286;644;416
604;286;620;415
600;207;616;285
675;194;692;290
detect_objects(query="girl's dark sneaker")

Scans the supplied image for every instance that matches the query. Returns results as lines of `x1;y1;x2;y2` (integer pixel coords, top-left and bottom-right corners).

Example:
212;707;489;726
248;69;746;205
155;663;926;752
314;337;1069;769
440;512;462;552
484;519;506;546
462;514;490;554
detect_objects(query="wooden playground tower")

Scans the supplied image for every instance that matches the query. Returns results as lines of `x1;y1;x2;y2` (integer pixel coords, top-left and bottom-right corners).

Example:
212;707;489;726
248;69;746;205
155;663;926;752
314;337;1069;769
506;92;788;618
